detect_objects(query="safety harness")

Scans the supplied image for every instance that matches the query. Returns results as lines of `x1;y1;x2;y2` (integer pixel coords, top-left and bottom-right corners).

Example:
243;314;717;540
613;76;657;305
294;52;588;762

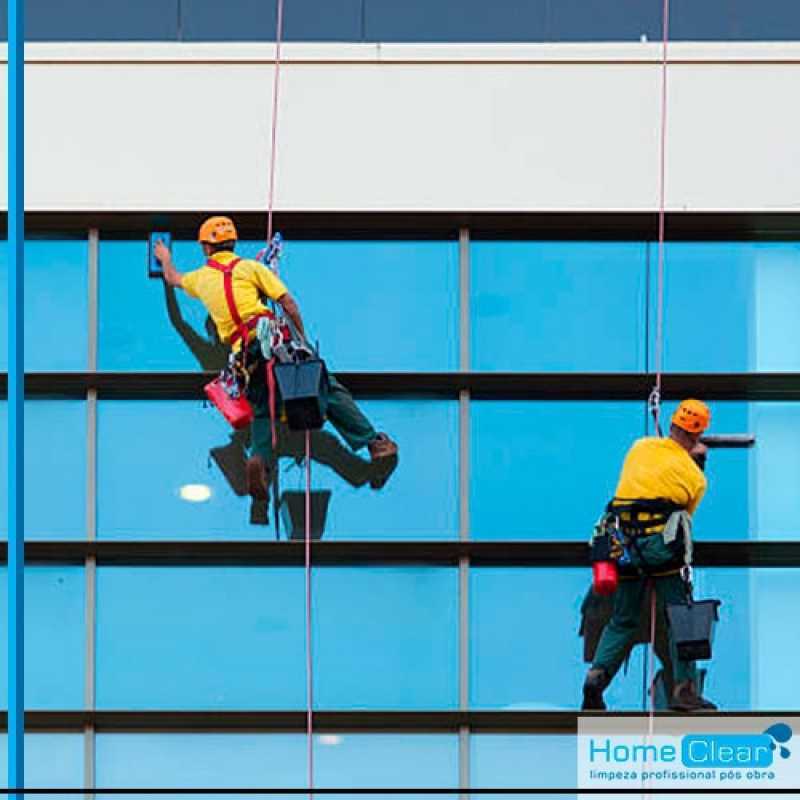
203;257;280;446
592;498;692;580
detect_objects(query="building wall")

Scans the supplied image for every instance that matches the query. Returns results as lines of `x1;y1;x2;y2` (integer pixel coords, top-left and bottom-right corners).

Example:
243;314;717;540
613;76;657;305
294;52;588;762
3;42;800;212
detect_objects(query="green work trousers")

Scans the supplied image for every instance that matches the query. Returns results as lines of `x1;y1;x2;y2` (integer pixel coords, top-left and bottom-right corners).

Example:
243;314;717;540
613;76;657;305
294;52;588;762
247;370;377;467
592;534;697;685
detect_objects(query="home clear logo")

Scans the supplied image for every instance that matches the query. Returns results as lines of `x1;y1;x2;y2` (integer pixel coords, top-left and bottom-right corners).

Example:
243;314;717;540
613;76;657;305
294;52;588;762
578;718;800;790
681;723;792;769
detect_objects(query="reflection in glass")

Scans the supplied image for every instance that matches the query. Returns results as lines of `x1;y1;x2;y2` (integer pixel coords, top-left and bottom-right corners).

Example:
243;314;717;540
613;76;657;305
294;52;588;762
99;238;458;372
470;566;795;712
98;399;456;540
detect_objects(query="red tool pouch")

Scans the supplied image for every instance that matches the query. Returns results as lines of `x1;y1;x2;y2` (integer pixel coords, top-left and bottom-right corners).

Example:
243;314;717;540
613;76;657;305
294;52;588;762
204;374;254;430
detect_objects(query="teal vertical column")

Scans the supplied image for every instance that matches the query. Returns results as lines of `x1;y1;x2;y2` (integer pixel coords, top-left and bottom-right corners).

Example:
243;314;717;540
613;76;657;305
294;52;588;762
8;0;25;793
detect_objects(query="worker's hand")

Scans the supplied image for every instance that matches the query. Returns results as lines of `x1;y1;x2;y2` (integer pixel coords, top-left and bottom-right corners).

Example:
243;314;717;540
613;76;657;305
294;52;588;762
154;239;172;265
690;441;708;471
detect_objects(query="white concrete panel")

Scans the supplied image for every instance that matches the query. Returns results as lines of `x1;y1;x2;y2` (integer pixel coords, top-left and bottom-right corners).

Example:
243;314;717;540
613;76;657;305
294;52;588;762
3;43;800;212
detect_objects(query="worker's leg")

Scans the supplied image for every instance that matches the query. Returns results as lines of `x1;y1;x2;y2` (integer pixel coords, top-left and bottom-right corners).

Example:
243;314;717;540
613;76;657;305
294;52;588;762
326;374;379;452
582;577;645;709
245;376;275;524
591;577;647;680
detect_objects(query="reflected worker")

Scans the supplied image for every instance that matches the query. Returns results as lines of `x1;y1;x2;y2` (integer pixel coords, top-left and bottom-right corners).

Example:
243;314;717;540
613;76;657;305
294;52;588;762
154;216;398;522
582;399;716;713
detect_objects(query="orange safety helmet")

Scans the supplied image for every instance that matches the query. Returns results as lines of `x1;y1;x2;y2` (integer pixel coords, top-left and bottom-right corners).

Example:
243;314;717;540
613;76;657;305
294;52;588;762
198;216;238;244
672;399;711;435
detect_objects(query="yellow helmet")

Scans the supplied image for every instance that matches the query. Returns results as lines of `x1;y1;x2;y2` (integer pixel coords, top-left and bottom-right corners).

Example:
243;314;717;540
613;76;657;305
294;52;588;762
198;216;238;244
672;399;711;435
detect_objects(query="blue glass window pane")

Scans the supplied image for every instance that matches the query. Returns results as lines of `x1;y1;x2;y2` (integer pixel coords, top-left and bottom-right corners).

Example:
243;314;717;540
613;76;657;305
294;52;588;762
471;734;575;789
0;734;83;787
470;567;760;711
0;401;86;540
99;239;458;372
314;567;458;709
99;241;224;372
0;240;88;371
95;733;457;789
96;567;306;709
98;399;457;540
751;403;800;540
471;401;643;540
471;566;793;712
96;734;305;787
0;567;85;709
316;733;458;787
471;242;647;372
658;243;800;372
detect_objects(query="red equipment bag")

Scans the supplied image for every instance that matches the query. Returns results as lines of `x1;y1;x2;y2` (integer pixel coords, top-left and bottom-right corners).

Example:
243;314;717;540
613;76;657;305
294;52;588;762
204;373;254;430
592;560;619;596
203;257;259;430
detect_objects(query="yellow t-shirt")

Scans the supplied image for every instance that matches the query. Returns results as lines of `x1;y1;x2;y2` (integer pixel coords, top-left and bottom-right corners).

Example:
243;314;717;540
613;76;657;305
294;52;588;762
614;436;707;517
180;251;288;345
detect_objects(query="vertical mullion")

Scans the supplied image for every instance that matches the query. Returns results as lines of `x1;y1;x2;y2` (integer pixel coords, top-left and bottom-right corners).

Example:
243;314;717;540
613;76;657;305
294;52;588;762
85;227;99;795
457;227;471;794
8;0;26;792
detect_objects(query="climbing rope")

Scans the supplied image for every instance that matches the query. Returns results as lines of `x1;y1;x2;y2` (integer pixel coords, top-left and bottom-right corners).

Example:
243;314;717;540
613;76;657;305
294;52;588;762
644;5;671;795
263;0;315;792
649;0;671;439
266;0;285;245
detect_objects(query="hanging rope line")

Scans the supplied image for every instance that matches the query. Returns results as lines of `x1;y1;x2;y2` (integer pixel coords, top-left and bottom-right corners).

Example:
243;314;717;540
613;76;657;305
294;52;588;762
263;0;315;793
304;429;314;796
266;0;285;245
648;0;671;439
644;5;671;796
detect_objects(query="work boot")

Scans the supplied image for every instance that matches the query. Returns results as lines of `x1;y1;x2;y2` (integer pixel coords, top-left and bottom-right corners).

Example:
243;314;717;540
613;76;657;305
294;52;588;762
582;668;610;711
246;455;270;498
368;433;399;489
669;680;717;712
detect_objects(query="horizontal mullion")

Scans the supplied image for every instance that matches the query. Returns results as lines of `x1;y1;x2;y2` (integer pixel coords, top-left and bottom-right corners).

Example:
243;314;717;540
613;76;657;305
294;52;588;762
8;709;800;734
14;210;800;240
8;540;800;567
6;372;800;400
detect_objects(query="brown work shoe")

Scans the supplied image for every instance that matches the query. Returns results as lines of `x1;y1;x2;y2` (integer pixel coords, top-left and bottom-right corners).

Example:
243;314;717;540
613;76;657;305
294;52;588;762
582;668;610;711
368;433;399;489
669;680;717;712
245;456;270;501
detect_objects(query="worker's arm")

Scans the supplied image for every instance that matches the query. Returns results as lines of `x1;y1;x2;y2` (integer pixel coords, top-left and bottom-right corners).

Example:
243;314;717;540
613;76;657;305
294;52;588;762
154;239;184;288
279;293;306;341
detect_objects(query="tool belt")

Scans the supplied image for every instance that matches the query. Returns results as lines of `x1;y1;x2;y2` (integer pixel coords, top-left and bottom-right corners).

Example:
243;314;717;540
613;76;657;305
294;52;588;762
590;498;691;577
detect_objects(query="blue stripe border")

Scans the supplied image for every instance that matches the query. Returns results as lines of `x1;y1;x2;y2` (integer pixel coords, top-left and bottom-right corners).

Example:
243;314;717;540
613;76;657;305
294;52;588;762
8;0;25;793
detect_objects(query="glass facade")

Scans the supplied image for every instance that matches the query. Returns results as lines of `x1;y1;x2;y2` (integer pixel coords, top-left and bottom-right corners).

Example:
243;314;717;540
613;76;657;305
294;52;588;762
5;228;800;793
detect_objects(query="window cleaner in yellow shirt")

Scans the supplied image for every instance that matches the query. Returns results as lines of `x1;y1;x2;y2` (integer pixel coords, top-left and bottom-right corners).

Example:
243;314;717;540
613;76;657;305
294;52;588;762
154;217;398;523
582;399;716;713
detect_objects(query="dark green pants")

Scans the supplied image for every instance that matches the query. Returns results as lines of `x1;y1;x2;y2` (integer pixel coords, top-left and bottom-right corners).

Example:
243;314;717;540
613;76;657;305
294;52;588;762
592;535;696;685
247;370;377;467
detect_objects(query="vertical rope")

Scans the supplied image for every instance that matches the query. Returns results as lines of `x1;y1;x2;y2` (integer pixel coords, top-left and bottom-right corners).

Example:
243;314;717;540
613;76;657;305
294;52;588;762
304;428;314;797
649;0;670;437
267;0;285;244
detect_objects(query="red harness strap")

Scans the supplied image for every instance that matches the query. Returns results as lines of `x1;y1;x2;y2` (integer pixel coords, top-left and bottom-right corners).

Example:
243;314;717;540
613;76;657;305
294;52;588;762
206;257;278;447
